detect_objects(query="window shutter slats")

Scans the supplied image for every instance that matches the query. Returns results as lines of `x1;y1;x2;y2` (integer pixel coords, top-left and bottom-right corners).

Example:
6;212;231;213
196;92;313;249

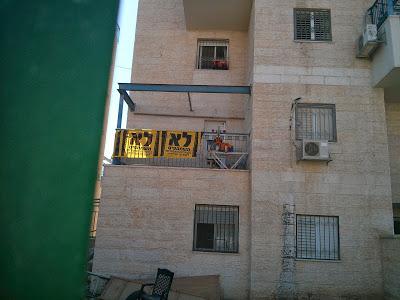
314;10;332;41
295;104;336;142
295;10;312;40
294;8;332;41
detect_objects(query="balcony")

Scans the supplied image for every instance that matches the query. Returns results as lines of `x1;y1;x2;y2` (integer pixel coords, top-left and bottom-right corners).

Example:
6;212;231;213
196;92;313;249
183;0;252;31
112;130;249;170
362;0;400;89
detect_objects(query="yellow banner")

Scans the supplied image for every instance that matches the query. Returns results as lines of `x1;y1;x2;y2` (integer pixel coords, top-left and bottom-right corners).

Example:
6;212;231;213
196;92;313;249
112;129;160;158
160;130;202;158
113;129;203;159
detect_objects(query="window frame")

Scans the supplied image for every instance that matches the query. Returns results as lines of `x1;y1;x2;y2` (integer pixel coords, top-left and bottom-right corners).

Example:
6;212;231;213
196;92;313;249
294;8;332;42
196;39;229;70
295;103;337;142
192;204;239;253
296;214;340;261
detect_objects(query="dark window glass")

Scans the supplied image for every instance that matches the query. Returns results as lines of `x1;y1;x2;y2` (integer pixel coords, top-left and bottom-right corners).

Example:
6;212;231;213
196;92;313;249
394;217;400;235
193;204;239;253
196;223;214;249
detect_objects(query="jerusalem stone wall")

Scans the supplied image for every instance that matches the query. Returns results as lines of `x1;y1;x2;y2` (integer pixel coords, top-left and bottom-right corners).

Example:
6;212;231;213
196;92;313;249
93;165;251;299
381;236;400;300
386;101;400;205
249;0;394;298
128;0;249;132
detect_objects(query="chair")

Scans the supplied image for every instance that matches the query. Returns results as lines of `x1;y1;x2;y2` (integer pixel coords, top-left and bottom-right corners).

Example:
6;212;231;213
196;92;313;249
126;269;174;300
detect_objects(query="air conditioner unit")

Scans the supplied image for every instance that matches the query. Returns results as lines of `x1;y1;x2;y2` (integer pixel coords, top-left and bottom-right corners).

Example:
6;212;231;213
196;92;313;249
357;24;380;58
301;140;330;161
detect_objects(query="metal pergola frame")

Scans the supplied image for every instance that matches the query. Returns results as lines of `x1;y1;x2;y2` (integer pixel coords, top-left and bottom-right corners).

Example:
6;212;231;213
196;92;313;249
115;83;252;128
113;83;252;165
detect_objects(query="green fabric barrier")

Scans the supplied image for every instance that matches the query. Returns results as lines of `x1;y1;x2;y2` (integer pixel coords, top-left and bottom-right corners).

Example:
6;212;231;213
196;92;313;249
0;1;119;298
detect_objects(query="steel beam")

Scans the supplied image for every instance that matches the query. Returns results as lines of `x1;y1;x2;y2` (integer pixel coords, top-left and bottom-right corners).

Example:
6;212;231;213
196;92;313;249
118;83;252;94
117;89;135;111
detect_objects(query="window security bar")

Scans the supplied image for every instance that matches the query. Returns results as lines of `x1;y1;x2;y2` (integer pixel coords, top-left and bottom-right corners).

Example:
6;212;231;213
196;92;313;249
295;103;337;142
197;40;229;70
294;8;332;41
296;215;340;260
193;204;239;253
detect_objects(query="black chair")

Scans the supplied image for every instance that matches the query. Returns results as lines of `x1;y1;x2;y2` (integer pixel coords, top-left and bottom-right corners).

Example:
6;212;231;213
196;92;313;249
126;268;174;300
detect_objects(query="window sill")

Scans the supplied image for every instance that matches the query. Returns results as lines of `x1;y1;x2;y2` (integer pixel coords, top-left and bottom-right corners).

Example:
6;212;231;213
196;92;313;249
294;39;333;43
195;69;230;71
296;258;341;263
192;250;240;255
296;139;337;143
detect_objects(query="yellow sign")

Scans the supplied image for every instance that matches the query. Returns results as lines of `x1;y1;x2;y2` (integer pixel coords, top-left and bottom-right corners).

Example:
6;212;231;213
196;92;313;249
112;129;203;159
112;129;160;158
160;130;203;158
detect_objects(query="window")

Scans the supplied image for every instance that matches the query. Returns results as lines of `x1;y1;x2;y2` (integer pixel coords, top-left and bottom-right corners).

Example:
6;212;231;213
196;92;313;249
197;40;229;70
193;204;239;253
394;217;400;235
295;103;337;142
296;215;340;260
294;8;332;41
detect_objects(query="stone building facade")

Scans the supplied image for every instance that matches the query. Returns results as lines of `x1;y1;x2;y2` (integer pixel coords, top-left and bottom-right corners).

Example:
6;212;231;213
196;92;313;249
93;0;400;299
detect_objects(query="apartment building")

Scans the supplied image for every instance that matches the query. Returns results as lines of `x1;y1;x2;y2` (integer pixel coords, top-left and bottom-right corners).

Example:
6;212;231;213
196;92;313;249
93;0;400;299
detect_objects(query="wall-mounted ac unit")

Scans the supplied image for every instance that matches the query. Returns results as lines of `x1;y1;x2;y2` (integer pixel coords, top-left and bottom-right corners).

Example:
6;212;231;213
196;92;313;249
301;140;330;161
357;24;380;58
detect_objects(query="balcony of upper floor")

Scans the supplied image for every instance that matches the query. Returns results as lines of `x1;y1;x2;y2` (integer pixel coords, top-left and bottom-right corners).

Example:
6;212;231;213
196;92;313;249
357;0;400;90
183;0;252;31
112;129;250;170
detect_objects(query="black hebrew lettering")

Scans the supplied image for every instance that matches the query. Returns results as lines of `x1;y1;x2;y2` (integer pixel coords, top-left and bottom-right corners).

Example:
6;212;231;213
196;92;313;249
169;133;181;146
143;132;153;146
182;132;192;147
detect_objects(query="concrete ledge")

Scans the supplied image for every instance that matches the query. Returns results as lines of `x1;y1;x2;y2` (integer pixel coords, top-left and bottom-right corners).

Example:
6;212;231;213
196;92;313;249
104;164;250;173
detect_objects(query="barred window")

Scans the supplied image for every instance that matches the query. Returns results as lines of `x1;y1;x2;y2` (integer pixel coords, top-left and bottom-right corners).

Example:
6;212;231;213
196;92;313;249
193;204;239;253
294;9;332;41
295;103;337;142
296;215;340;260
197;40;229;70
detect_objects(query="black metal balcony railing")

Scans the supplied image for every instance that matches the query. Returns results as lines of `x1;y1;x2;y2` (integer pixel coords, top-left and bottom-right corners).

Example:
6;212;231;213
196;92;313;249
368;0;400;29
114;131;249;170
368;0;388;29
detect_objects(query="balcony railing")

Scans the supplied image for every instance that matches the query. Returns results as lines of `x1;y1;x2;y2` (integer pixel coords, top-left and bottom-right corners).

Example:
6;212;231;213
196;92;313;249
113;130;249;170
368;0;400;29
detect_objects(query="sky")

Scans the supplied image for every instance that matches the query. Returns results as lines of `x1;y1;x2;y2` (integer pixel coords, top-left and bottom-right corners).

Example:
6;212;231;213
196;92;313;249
104;0;139;159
